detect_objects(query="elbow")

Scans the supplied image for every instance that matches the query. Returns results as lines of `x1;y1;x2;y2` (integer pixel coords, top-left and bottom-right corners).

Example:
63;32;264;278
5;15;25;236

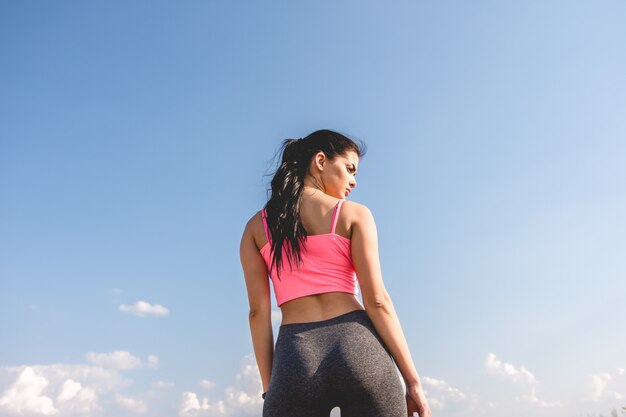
364;292;393;315
248;308;258;320
248;305;270;321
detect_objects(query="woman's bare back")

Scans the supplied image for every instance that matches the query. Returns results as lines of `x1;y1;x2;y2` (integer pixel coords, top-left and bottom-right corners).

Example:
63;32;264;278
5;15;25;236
259;192;364;324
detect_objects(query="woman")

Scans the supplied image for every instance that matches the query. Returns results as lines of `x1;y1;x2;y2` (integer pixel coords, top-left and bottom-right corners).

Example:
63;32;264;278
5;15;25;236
240;129;431;417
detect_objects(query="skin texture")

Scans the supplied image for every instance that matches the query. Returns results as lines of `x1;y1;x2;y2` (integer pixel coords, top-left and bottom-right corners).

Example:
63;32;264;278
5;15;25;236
240;150;432;417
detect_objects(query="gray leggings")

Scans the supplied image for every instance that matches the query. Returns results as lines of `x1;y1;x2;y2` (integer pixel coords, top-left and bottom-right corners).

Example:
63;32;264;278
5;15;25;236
263;309;407;417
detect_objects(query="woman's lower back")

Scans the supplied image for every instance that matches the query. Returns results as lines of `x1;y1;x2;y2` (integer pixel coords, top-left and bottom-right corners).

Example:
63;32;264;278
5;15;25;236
279;292;365;325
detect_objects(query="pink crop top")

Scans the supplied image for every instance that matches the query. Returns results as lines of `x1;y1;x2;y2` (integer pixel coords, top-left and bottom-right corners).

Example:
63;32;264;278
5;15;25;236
260;200;359;306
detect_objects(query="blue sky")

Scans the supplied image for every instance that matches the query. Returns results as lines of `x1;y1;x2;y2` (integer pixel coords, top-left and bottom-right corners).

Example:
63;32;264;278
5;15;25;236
1;1;625;416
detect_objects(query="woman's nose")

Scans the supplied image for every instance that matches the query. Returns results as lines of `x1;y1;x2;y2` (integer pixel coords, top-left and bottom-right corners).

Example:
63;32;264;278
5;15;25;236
349;177;357;189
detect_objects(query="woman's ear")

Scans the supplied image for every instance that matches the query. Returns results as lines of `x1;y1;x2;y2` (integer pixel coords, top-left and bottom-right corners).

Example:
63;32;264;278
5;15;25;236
313;151;326;171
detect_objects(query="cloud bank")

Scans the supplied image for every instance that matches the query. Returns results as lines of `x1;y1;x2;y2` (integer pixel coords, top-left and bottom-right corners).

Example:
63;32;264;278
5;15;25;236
0;351;158;417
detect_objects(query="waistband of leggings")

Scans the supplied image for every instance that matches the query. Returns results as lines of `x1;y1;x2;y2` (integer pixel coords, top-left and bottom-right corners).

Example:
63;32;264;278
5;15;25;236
278;309;369;332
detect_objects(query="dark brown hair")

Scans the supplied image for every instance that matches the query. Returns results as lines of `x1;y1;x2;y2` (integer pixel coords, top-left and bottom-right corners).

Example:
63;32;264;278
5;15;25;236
264;129;366;278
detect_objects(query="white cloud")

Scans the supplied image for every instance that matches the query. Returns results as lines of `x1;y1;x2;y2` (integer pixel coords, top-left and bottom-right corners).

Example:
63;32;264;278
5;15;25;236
180;392;201;415
147;355;159;369
119;301;169;317
421;376;477;412
56;379;98;414
179;354;263;417
0;364;124;416
179;392;226;416
31;363;128;393
200;380;216;390
108;288;122;295
590;373;611;401
115;393;148;414
0;351;151;417
84;351;157;371
57;379;82;402
485;353;536;385
517;386;561;408
485;353;560;408
86;351;143;370
0;367;58;415
590;371;625;402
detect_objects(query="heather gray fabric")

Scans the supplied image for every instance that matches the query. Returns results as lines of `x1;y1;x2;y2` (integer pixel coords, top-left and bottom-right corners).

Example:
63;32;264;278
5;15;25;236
263;310;406;417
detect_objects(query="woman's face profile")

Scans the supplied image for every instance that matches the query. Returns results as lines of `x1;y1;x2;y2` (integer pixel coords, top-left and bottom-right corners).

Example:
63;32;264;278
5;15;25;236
319;150;359;199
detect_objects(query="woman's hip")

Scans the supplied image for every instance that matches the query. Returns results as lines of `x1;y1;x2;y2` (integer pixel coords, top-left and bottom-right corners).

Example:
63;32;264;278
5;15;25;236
272;309;397;380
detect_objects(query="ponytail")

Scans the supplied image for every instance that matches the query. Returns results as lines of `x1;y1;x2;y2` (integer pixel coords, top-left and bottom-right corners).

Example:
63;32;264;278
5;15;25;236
264;139;308;277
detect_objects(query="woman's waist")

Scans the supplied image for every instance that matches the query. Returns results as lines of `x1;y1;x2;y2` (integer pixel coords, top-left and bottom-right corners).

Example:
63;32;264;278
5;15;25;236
278;292;365;326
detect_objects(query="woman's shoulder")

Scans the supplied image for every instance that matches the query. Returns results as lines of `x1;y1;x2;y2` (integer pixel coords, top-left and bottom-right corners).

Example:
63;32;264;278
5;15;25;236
241;209;267;251
243;209;264;229
340;200;376;229
241;209;265;238
341;199;374;217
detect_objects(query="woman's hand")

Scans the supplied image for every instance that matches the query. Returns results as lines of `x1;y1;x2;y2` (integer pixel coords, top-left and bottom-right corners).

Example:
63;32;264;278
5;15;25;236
406;383;431;417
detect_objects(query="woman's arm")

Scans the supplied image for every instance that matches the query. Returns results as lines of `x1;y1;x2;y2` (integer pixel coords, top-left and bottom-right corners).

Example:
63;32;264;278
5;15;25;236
350;203;431;416
239;214;274;392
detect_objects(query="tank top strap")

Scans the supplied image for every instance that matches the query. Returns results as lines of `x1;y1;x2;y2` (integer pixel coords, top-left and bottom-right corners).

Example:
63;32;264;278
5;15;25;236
261;209;271;242
330;200;344;234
